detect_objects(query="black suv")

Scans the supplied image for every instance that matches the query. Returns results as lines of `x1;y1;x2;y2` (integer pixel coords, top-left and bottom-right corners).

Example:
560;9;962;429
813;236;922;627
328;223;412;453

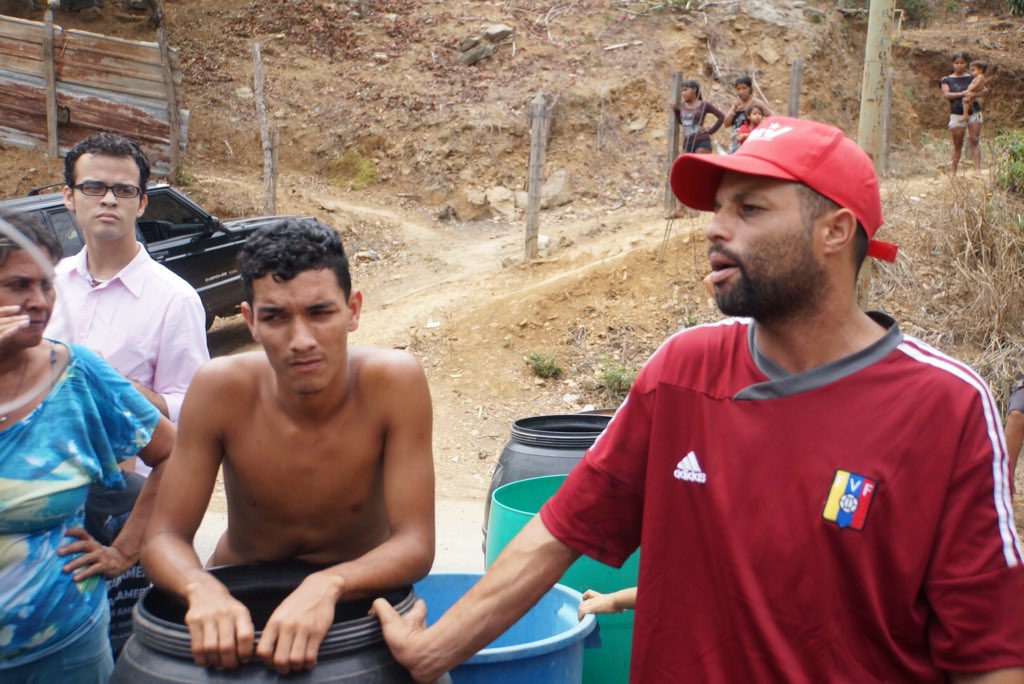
0;184;307;329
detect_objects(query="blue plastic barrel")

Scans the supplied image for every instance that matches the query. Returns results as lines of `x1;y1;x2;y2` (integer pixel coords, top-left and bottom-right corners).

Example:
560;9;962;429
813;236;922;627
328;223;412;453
413;572;597;684
486;474;639;684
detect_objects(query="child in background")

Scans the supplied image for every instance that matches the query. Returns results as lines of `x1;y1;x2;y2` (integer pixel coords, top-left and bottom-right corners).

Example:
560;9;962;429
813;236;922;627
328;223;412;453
734;104;766;146
723;75;774;153
959;61;988;122
577;587;637;620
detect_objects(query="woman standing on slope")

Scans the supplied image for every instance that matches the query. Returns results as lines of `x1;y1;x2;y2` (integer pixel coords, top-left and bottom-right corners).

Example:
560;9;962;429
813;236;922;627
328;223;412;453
670;80;725;155
722;75;774;153
940;51;987;174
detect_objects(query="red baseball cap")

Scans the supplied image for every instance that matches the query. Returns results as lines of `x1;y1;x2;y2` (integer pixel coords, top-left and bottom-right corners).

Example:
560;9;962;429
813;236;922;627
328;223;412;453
670;116;898;262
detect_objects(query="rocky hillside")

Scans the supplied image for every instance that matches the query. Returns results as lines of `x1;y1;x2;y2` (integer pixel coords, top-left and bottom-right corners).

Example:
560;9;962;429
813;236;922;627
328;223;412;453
2;0;1023;219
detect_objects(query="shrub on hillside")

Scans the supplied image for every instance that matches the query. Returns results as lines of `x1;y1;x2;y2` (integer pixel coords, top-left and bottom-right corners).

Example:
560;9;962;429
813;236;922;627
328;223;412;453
328;150;376;190
526;352;562;379
838;0;952;27
994;131;1024;196
598;358;635;397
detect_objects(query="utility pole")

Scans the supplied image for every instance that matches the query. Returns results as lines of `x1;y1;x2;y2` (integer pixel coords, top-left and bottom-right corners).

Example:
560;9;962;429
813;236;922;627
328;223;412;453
857;0;894;167
856;0;895;308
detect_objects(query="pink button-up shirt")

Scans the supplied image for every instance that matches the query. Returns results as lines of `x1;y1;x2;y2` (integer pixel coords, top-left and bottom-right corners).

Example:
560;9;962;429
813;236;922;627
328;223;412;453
46;244;210;431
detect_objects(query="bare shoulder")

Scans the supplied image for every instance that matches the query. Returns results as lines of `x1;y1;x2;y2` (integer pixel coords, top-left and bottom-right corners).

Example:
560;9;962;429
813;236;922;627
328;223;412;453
188;351;268;401
350;347;429;406
351;346;425;379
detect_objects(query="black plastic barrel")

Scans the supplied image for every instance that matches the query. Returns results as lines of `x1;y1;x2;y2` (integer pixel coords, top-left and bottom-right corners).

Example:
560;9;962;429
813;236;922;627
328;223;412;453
482;414;612;551
110;562;416;683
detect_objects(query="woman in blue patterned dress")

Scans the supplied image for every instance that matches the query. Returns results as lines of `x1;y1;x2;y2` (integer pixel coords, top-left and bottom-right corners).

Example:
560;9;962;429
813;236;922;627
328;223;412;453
0;213;174;683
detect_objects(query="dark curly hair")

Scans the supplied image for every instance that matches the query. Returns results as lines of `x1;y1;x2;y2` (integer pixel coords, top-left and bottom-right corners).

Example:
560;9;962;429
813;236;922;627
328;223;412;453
64;132;151;191
239;218;351;305
0;211;63;267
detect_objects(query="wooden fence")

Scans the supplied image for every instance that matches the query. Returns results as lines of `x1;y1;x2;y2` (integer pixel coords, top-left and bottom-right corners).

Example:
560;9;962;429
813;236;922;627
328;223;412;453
0;12;188;178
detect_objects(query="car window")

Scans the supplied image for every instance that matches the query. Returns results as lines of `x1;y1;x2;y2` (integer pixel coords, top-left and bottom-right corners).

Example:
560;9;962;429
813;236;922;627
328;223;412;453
46;209;84;255
142;193;204;233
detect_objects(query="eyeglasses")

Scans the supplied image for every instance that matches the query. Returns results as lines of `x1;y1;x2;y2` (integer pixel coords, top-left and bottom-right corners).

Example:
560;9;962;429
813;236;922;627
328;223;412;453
72;182;143;199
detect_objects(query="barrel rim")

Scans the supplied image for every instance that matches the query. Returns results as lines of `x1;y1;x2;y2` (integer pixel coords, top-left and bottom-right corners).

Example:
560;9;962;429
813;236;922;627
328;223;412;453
133;562;416;660
415;572;597;665
509;413;611;449
490;473;569;517
511;413;611;435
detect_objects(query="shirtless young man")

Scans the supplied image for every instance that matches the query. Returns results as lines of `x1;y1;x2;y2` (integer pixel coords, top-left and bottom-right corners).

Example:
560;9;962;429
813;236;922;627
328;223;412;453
141;218;435;675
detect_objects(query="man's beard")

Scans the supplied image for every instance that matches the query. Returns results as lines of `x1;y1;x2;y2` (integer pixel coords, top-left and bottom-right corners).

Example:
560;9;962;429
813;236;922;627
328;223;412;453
712;233;828;324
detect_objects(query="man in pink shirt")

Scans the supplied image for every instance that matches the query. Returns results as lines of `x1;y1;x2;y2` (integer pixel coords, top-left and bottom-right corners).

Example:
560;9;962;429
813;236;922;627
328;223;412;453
46;133;208;435
44;132;208;658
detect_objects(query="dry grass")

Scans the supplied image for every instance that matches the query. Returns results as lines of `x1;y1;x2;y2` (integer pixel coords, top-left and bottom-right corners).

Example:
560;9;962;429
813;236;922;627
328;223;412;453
875;171;1024;407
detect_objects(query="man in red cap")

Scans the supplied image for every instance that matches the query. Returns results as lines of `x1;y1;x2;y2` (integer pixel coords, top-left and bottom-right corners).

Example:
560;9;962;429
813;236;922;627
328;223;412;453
374;117;1024;682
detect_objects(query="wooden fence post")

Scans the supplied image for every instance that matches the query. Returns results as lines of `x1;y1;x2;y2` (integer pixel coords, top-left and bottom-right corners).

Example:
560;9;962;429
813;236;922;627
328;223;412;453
787;59;803;117
158;28;181;183
252;42;276;215
42;11;58;157
524;92;550;261
664;71;682;216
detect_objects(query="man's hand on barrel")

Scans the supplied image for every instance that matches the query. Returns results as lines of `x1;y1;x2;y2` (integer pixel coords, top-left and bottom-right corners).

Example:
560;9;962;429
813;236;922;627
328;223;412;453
184;576;255;670
373;596;450;683
256;571;342;675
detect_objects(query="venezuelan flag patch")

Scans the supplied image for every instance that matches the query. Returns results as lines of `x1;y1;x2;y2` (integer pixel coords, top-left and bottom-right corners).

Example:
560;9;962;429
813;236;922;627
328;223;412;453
822;470;877;531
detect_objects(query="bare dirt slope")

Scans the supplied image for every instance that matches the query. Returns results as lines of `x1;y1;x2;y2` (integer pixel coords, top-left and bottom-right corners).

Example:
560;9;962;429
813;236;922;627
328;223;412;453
3;0;1024;515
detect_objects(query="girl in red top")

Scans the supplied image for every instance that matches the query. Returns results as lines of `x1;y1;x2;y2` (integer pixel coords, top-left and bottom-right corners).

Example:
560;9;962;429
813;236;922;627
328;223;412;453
734;104;766;146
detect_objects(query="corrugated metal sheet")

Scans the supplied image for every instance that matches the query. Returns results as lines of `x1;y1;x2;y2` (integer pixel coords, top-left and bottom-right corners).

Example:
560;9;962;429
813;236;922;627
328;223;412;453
0;14;188;177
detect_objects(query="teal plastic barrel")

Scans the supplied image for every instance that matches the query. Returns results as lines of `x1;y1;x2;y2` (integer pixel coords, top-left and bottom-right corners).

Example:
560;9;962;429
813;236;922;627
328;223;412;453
486;474;639;684
414;573;597;684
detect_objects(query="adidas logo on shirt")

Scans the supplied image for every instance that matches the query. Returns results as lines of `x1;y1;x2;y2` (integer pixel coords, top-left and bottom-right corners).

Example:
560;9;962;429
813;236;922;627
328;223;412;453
674;451;707;484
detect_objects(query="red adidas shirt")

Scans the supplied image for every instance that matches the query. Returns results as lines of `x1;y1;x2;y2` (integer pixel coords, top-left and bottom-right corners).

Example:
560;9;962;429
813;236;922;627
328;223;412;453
541;315;1024;682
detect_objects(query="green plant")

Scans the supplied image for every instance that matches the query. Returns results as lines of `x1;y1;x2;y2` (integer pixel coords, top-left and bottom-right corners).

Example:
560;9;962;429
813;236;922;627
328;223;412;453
897;0;934;26
994;130;1024;196
1009;0;1024;16
328;149;377;189
598;359;636;396
526;352;562;379
175;169;196;187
